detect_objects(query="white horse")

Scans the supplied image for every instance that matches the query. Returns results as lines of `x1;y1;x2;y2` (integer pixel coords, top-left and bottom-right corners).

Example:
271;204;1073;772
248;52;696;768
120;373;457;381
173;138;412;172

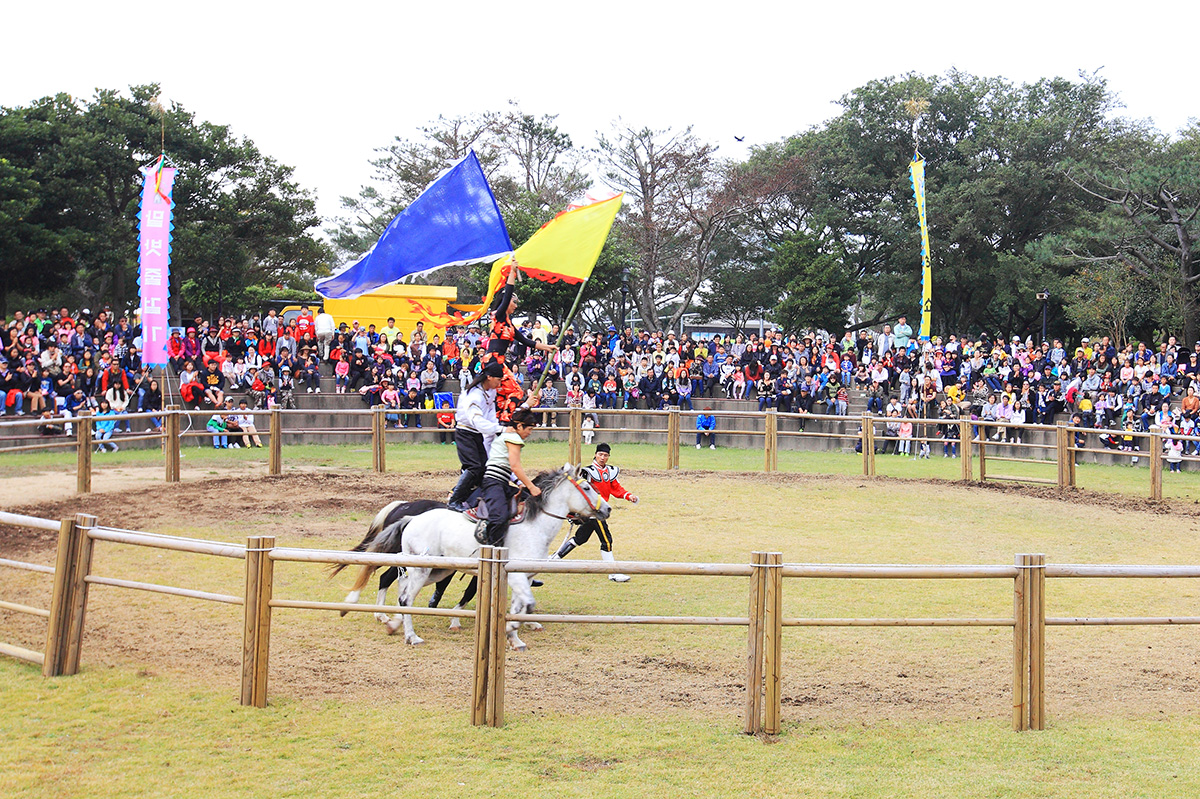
384;465;609;650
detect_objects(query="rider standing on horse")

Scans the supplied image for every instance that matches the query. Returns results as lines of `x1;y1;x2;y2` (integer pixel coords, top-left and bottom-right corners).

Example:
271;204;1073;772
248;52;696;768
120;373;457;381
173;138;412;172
553;442;638;582
487;265;557;423
479;407;541;546
446;361;504;512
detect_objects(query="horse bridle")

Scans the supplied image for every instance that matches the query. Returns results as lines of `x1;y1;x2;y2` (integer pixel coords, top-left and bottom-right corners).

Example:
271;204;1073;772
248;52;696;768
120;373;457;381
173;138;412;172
536;475;602;521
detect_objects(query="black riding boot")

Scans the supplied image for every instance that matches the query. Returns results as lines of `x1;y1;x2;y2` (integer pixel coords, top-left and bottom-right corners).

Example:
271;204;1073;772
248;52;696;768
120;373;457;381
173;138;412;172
446;469;475;511
554;536;578;559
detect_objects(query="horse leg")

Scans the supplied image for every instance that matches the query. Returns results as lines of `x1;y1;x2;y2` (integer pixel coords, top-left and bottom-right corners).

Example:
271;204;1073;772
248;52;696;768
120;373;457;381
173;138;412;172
340;565;377;617
506;574;537;651
386;567;430;645
448;575;478;632
428;573;452;608
375;566;400;623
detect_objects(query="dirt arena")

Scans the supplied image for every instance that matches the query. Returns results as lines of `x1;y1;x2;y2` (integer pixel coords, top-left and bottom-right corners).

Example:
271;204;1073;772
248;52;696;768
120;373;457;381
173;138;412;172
3;468;1199;725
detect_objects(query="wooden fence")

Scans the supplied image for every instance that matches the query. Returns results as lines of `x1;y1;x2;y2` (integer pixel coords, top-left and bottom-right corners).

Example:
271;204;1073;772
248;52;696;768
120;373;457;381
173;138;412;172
1;405;1194;500
5;510;1200;732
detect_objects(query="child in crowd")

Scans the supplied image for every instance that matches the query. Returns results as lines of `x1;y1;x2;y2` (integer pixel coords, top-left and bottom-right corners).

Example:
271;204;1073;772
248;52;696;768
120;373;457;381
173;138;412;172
335;354;350;393
94;399;118;452
206;410;229;449
898;415;913;456
276;366;296;409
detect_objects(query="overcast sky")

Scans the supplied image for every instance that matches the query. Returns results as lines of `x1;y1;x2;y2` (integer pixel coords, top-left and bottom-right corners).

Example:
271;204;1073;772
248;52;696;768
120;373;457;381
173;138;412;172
4;1;1197;226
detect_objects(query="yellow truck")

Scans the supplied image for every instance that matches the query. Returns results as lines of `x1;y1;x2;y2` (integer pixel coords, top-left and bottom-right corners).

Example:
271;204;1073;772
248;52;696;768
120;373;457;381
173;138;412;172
282;283;460;338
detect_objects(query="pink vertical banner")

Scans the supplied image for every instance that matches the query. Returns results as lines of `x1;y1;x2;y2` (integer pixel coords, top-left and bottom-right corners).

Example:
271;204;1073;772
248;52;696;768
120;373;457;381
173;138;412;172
137;165;176;366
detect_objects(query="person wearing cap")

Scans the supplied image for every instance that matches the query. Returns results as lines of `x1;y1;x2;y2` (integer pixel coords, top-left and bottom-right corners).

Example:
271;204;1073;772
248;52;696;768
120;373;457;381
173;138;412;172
551;442;637;582
447;362;506;512
276;365;296;409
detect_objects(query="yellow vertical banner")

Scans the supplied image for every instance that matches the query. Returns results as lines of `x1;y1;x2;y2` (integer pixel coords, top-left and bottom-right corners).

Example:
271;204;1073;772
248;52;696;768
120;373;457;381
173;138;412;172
909;154;932;340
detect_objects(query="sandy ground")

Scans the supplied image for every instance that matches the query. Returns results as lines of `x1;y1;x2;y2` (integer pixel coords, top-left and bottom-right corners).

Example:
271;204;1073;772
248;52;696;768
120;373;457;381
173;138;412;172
2;468;1199;726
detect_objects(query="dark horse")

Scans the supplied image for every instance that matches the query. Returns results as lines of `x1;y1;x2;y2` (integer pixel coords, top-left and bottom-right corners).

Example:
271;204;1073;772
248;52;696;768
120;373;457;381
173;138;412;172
329;499;477;624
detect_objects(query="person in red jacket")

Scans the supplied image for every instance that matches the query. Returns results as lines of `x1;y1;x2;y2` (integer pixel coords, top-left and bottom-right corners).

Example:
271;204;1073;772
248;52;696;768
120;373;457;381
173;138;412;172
551;442;638;582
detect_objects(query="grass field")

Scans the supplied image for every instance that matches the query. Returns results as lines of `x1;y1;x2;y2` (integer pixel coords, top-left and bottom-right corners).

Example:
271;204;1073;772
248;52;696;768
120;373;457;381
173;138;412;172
6;436;1200;501
4;661;1200;799
4;447;1200;797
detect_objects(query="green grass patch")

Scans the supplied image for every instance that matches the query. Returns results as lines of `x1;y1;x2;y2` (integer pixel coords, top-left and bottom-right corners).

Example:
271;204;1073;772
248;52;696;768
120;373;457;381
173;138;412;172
8;438;1200;502
3;661;1200;798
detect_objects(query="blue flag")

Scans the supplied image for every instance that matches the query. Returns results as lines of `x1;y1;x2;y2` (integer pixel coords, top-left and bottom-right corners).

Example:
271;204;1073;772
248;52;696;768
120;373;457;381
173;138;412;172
316;151;511;299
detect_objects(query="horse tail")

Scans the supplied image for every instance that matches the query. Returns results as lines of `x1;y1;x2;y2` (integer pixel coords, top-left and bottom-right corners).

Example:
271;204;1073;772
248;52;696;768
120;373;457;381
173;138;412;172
345;516;410;593
333;498;448;584
328;500;404;579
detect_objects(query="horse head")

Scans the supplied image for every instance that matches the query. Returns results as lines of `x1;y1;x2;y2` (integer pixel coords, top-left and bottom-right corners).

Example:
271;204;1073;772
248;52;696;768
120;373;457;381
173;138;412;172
526;465;610;521
564;463;610;520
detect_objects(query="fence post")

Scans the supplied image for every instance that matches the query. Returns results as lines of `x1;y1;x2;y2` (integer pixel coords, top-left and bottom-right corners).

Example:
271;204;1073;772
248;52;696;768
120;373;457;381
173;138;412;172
860;413;873;477
667;406;680;470
76;411;92;494
241;535;275;708
744;551;766;735
62;513;98;675
1067;430;1077;488
372;407;386;473
1029;553;1046;731
1012;553;1029;730
569;407;582;465
164;406;181;483
488;546;509;727
764;410;778;473
42;516;80;677
958;419;973;481
1055;422;1069;489
762;551;783;735
472;545;497;726
1149;425;1163;500
978;436;987;483
268;409;282;476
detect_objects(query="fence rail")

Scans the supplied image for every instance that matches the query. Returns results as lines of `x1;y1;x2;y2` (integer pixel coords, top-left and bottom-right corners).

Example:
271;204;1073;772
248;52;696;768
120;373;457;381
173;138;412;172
0;405;1188;499
5;510;1200;733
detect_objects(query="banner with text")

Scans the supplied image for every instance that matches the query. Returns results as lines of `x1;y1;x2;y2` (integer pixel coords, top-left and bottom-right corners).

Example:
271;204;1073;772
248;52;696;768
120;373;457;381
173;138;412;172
137;163;176;366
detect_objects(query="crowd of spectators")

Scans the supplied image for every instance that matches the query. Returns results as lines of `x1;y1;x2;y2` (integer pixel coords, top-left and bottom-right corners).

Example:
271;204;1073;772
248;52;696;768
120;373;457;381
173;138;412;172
4;303;1199;464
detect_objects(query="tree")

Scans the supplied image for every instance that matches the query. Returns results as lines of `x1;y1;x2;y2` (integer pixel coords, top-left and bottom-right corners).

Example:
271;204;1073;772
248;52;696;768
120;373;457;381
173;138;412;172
696;234;779;334
0;156;70;308
770;231;855;334
0;85;330;319
1063;123;1200;343
1062;262;1155;347
597;123;791;332
795;70;1114;338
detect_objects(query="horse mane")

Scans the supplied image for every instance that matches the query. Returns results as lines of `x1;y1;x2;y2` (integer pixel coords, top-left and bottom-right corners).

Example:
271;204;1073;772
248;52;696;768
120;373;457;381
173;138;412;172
523;468;571;521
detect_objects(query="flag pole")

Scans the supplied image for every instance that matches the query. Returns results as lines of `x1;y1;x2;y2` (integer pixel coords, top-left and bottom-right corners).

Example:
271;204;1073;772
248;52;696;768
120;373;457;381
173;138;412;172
532;278;589;395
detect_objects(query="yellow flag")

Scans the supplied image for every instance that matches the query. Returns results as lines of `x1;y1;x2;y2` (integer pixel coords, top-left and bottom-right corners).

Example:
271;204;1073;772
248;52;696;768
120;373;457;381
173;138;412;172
501;192;623;284
408;193;623;327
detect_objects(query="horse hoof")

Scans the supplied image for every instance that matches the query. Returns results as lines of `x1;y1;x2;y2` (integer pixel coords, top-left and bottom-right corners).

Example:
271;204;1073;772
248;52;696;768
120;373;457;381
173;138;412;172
374;613;390;623
523;621;544;631
385;620;401;635
449;621;462;632
338;610;349;618
511;642;527;652
406;635;425;646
